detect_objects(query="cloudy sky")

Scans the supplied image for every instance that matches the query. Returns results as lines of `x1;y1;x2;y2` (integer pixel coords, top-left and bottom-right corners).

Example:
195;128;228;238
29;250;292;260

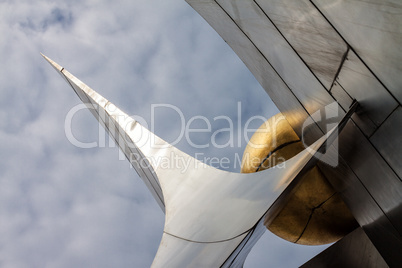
0;0;328;266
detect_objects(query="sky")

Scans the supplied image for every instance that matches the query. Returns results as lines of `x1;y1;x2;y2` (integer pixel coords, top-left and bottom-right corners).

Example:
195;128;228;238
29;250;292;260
0;0;328;267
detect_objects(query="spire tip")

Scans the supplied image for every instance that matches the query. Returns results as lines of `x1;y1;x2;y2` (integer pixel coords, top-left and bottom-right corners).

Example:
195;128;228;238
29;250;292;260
41;53;64;72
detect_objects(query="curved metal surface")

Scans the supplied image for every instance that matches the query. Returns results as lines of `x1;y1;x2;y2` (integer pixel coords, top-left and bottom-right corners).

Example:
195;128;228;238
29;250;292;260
216;0;339;124
371;106;402;179
311;0;402;104
186;0;324;142
302;228;388;268
335;50;398;131
41;54;166;211
153;232;248;267
42;55;355;267
185;1;402;265
254;0;347;90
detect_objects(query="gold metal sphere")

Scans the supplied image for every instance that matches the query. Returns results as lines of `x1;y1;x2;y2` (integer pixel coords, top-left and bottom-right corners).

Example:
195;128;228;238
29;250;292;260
241;114;358;245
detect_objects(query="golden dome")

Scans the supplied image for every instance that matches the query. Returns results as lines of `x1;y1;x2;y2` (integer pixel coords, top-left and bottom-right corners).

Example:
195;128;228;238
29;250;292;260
241;114;358;245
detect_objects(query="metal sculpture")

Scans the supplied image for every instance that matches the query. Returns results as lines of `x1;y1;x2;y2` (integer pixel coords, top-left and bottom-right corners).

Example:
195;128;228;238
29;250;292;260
42;54;357;267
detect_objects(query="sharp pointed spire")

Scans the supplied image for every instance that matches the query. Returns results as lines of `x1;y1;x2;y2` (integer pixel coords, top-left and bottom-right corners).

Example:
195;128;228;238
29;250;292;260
41;55;166;210
43;55;357;267
41;53;64;72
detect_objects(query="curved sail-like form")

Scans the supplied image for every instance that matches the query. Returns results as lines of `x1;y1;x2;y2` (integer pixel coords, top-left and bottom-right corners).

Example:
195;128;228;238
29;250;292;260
42;54;357;267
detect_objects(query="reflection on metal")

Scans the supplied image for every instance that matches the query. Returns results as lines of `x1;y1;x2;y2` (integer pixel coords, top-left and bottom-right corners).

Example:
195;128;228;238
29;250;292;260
241;114;357;245
334;50;398;133
330;83;352;112
241;114;301;173
371;107;402;179
216;0;338;127
186;0;402;265
337;121;402;231
188;0;324;142
254;0;348;90
43;54;357;266
302;228;388;268
311;0;402;103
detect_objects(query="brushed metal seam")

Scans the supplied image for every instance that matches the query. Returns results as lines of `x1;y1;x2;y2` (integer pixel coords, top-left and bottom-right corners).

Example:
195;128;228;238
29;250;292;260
309;0;401;107
345;107;402;184
163;228;251;244
368;105;400;139
336;142;402;236
335;79;378;131
213;0;325;135
252;0;347;93
336;80;354;102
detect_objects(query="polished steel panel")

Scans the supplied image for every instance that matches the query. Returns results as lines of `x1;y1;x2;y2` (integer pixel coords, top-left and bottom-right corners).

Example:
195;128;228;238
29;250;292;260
255;0;347;89
316;118;402;267
317;154;395;229
362;212;402;267
331;81;378;137
330;82;352;111
301;228;388;268
186;0;323;142
350;114;377;139
216;0;339;130
317;147;402;266
371;106;402;179
336;50;398;128
337;120;402;235
311;0;402;104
